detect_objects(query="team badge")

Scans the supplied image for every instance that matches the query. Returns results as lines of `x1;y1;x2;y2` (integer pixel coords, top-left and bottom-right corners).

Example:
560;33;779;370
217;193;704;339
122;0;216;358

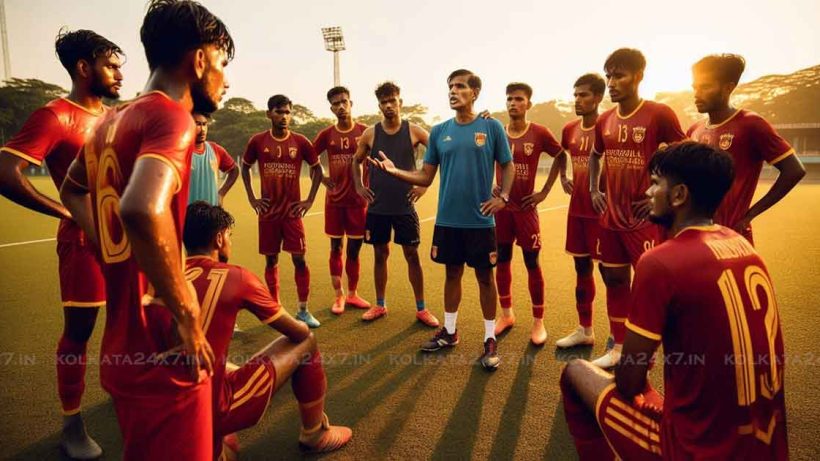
330;140;336;146
632;126;646;143
264;147;270;153
474;132;487;147
489;251;498;265
431;246;438;259
289;147;298;159
523;143;535;156
719;133;734;150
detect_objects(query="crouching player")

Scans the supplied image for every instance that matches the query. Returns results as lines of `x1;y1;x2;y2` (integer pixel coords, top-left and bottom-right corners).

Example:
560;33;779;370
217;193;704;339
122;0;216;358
182;202;352;458
560;142;787;460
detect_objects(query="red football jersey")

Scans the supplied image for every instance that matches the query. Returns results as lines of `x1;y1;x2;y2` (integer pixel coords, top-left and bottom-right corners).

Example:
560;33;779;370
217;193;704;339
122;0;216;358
562;118;597;218
495;122;562;212
242;130;319;221
627;225;787;459
313;123;368;208
79;91;196;396
687;109;794;233
0;98;103;242
185;256;281;399
593;100;685;230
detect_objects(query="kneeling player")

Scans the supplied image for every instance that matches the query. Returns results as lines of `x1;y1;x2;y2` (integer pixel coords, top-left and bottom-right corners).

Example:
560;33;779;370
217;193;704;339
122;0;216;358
182;202;352;457
561;142;787;460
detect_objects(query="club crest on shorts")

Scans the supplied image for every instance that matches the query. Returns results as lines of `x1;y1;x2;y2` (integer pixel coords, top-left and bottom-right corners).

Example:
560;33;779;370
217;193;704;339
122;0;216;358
524;143;535;156
289;147;298;159
632;126;646;143
719;133;734;150
431;245;438;259
489;251;498;265
474;132;487;147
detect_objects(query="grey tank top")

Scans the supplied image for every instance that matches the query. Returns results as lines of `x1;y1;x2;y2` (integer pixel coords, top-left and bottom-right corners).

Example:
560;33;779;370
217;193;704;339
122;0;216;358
368;120;415;215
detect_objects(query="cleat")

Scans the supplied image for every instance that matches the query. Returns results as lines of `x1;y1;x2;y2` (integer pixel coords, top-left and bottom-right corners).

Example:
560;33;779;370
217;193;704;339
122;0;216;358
420;328;459;352
60;414;103;460
296;310;321;328
555;326;595;348
591;347;622;369
330;296;345;315
345;294;371;309
494;313;515;336
361;306;387;321
530;319;547;346
298;413;352;453
479;338;500;370
415;309;440;328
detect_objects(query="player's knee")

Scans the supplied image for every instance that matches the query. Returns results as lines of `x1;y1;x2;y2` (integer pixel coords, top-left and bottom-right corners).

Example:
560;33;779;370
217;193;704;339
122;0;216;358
305;331;318;350
497;244;513;263
330;239;343;254
346;239;363;259
266;255;278;268
402;246;420;265
374;245;390;263
474;268;493;286
600;266;629;286
523;251;540;270
574;257;593;276
292;255;307;269
445;265;463;281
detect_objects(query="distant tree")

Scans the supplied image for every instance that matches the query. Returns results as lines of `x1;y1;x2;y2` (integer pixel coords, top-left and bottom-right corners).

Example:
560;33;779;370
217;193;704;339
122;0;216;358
0;78;67;144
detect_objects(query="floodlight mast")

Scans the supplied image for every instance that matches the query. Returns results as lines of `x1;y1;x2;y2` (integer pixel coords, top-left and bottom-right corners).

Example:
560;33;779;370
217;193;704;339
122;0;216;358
321;26;345;87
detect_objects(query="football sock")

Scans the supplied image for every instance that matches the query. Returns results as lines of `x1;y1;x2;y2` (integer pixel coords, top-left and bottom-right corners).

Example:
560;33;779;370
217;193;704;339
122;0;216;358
329;250;343;297
606;283;631;344
576;274;595;328
295;264;310;303
484;319;496;341
292;350;327;430
376;298;386;308
527;266;545;319
56;335;86;415
444;312;458;334
345;258;360;293
264;265;280;303
496;261;512;309
415;300;425;312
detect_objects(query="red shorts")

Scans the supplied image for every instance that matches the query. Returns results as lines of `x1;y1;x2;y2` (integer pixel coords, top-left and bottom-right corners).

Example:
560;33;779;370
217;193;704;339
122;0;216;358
495;209;541;251
595;383;662;460
57;240;106;307
325;205;366;239
565;215;601;259
112;381;213;461
258;219;306;255
597;225;660;267
216;355;277;436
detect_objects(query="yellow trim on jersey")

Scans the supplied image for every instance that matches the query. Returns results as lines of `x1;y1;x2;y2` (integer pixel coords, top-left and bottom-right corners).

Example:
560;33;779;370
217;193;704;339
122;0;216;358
334;123;357;134
768;148;795;165
269;130;291;142
704;108;742;129
580;120;596;132
625;320;662;341
137;154;182;194
609;316;627;323
242;159;255;166
231;369;272;411
737;412;779;445
674;224;721;238
62;406;81;416
603;416;662;454
260;310;284;325
326;233;344;238
605;407;660;441
0;146;43;166
63;301;105;308
505;122;532;140
60;98;104;116
609;396;661;431
616;99;646;120
595;383;617;423
64;171;89;191
565;250;591;257
600;261;630;268
185;255;212;261
347;234;364;239
232;365;267;400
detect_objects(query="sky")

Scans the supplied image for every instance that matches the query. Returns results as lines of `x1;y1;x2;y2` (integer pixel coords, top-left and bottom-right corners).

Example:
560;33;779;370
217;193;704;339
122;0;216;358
2;0;819;122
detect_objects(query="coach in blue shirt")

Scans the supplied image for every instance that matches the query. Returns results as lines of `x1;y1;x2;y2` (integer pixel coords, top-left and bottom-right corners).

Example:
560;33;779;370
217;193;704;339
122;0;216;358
369;69;514;370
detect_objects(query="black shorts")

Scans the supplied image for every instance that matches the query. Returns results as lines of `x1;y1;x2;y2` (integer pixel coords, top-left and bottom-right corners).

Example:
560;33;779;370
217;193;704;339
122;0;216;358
365;211;420;246
431;225;498;269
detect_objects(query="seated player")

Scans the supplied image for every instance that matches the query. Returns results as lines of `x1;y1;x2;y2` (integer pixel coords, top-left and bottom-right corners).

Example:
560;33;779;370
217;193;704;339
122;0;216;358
182;202;352;457
561;141;788;460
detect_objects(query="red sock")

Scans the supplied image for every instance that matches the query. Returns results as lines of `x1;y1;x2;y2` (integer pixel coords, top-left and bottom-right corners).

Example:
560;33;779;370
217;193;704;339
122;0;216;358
496;261;512;309
560;369;616;461
295;264;310;303
576;275;595;328
264;265;280;302
292;350;327;428
527;266;545;319
606;283;631;343
329;250;343;291
56;335;87;414
346;258;360;293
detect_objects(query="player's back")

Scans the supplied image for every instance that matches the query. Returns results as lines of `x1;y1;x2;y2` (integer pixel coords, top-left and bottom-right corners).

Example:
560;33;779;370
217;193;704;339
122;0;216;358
635;225;787;459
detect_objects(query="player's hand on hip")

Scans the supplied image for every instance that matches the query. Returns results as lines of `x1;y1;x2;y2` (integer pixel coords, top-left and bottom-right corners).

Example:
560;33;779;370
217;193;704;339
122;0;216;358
522;190;548;209
480;196;506;215
561;177;574;195
591;190;607;215
355;183;375;203
368;151;397;174
631;198;652;221
250;197;271;215
289;200;312;218
732;216;752;235
492;185;502;197
407;186;427;203
177;319;215;382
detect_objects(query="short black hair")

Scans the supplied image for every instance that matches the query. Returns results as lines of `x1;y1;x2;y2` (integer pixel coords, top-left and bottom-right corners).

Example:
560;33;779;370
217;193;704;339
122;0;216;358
267;94;292;111
375;81;400;100
327;86;350;102
692;54;746;85
604;48;646;74
183;202;235;252
140;0;235;72
506;82;533;99
574;73;606;95
648;141;735;217
447;69;482;91
192;111;211;119
54;28;123;77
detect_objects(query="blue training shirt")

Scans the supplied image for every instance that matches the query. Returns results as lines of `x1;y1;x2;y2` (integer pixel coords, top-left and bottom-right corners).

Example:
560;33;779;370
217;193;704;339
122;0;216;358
424;116;512;228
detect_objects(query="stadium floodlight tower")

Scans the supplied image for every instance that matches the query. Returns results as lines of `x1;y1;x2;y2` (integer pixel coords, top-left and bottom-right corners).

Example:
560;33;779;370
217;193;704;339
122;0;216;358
321;26;345;87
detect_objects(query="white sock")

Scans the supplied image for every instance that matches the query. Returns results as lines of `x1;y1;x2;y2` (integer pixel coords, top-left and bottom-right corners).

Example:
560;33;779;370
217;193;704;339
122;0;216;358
484;320;496;341
444;312;458;334
298;302;308;312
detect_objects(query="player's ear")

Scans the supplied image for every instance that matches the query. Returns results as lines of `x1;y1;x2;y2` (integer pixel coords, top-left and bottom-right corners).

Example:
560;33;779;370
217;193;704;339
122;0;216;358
193;48;207;79
671;183;688;208
634;70;644;85
527;100;533;110
215;230;225;250
75;59;91;80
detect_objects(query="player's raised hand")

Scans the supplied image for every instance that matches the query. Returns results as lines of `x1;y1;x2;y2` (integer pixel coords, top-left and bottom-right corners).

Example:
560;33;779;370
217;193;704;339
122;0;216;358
249;197;271;215
632;198;652;221
176;316;215;382
355;183;375;203
591;190;607;215
368;151;397;175
522;190;548;209
480;196;506;215
561;176;574;195
407;186;427;203
288;199;313;218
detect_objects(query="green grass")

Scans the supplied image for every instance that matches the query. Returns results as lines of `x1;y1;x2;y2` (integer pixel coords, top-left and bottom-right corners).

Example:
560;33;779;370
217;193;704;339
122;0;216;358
1;177;819;459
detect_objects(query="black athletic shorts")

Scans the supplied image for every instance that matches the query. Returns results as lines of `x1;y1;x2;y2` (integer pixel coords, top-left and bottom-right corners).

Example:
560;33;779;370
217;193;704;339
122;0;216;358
431;225;498;269
365;211;420;246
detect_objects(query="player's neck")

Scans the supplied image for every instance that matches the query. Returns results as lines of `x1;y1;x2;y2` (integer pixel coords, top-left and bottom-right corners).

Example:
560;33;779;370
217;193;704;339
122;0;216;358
454;107;476;124
195;141;206;152
336;117;353;131
581;112;598;129
271;127;289;139
617;95;642;116
508;117;528;135
187;250;218;261
66;88;104;115
382;116;401;132
671;214;713;237
708;105;737;126
143;70;195;112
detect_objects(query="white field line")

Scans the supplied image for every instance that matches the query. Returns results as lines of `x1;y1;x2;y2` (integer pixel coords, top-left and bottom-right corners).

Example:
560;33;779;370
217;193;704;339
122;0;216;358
0;237;56;249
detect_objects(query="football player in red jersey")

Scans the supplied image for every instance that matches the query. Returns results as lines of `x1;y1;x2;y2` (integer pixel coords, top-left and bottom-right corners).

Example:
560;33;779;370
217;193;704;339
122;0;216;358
60;1;233;458
182;202;352;458
556;73;606;349
313;87;371;314
688;54;805;245
241;94;324;328
588;48;686;368
0;28;122;459
492;82;570;345
561;141;788;460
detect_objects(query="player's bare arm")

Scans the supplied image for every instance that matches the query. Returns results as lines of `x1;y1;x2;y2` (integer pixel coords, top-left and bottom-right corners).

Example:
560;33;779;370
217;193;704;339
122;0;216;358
588;150;607;215
407;123;430;203
351;126;375;203
218;164;239;204
369;152;438;187
59;158;98;247
120;157;214;380
481;159;513;215
523;150;569;208
269;312;311;343
289;162;323;218
0;152;71;219
240;161;270;215
738;155;806;232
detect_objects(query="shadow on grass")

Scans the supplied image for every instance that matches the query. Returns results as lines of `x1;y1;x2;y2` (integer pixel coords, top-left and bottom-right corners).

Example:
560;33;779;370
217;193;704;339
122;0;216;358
543;400;576;460
553;345;593;363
